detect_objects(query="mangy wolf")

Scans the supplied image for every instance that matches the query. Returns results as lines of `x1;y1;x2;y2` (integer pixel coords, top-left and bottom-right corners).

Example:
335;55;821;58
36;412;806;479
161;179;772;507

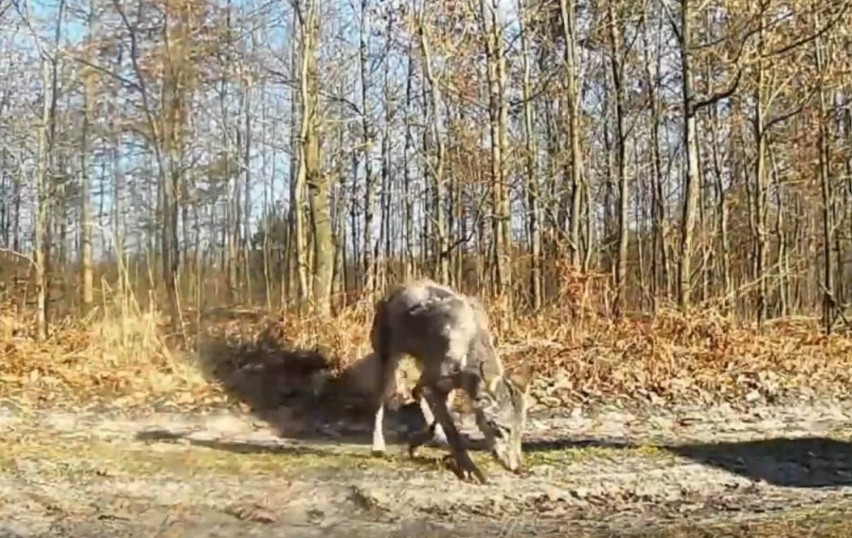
369;278;532;483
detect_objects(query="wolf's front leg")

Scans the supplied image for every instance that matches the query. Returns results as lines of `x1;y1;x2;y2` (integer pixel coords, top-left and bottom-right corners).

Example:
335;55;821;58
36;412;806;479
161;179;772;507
408;374;462;453
419;384;487;484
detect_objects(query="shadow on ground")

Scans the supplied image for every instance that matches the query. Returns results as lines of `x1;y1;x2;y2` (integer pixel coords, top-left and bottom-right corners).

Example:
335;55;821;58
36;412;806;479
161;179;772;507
519;436;852;489
190;326;428;448
523;438;639;452
667;437;852;488
522;436;852;489
160;322;852;490
135;428;344;458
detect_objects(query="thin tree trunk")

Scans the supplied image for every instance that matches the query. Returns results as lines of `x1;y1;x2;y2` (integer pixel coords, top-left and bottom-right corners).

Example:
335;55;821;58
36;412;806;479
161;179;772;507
402;38;415;281
79;0;96;312
607;0;628;318
482;0;512;312
518;0;541;311
291;4;310;309
419;12;449;284
34;0;65;340
558;0;584;269
35;54;54;342
359;0;377;295
753;20;769;326
677;0;701;312
298;0;333;316
815;31;835;333
380;14;393;291
770;149;788;317
242;75;253;303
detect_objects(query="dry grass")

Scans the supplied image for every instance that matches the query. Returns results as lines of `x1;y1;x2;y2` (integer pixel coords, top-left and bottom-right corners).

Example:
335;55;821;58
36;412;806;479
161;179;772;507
0;433;399;479
0;294;217;408
500;306;852;407
631;508;852;538
0;277;850;411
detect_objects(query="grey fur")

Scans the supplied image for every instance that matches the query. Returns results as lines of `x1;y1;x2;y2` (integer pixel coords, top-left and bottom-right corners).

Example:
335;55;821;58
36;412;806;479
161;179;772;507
369;278;532;483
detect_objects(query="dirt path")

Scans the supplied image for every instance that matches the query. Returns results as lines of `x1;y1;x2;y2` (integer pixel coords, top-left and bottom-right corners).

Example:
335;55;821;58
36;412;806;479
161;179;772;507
3;398;852;537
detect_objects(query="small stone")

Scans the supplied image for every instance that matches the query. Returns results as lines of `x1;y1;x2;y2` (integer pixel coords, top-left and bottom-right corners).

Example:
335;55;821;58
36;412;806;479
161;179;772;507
542;486;568;502
224;502;277;524
540;396;561;407
349;486;390;511
745;390;761;403
553;374;573;390
569;487;588;500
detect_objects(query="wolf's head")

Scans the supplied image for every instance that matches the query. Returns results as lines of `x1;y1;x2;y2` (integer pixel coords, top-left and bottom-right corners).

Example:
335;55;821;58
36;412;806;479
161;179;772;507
473;361;532;473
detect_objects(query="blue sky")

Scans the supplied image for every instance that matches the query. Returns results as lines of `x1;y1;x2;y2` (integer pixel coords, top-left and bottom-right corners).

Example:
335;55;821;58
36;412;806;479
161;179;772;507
4;0;701;263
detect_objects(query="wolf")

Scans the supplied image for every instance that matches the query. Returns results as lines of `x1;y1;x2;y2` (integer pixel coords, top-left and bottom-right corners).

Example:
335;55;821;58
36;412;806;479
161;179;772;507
368;278;532;483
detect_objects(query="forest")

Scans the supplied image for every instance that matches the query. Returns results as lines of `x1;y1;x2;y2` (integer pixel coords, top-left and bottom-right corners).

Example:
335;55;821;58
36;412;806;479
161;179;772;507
0;0;848;336
1;0;852;535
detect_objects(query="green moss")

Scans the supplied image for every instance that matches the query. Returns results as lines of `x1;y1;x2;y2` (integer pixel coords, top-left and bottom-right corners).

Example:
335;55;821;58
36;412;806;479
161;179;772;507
0;437;419;479
524;443;665;467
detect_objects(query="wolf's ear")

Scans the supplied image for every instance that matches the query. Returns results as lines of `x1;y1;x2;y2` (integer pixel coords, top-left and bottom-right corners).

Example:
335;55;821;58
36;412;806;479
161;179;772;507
479;359;502;394
508;362;532;393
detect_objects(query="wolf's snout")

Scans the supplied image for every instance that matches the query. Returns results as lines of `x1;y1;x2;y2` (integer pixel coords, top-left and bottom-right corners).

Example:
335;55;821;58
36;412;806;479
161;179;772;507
493;444;522;473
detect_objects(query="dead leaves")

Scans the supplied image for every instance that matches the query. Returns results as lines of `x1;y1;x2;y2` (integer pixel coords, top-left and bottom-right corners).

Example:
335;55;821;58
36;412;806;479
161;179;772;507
348;485;391;512
224;501;277;524
1;297;851;414
513;308;852;410
0;308;218;410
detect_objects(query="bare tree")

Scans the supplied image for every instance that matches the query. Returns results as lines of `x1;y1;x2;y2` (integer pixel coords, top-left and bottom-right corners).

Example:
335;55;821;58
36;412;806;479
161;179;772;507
294;0;334;315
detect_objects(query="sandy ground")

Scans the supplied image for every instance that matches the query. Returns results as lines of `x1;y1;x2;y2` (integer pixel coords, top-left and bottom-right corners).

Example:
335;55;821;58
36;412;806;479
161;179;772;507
3;397;852;537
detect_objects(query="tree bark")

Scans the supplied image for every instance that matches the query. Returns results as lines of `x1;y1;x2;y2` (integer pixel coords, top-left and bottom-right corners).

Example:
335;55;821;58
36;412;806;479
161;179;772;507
517;0;541;310
558;0;584;269
607;0;628;318
296;0;333;316
418;14;450;284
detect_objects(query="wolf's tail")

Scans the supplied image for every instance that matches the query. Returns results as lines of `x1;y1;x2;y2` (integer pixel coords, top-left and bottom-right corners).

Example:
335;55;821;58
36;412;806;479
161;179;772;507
370;296;395;405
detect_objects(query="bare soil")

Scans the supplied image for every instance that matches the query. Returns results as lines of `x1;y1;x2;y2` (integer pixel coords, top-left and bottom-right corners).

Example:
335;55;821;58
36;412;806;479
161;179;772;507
3;396;852;537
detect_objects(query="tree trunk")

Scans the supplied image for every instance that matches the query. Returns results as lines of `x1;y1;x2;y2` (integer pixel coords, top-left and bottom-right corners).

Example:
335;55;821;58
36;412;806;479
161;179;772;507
815;31;835;333
558;0;584;269
482;0;512;312
607;0;628;318
402;38;415;281
359;0;377;296
380;14;393;291
290;4;310;309
79;1;96;312
517;0;541;311
419;13;450;284
677;0;701;312
297;0;333;316
753;19;769;326
35;54;54;342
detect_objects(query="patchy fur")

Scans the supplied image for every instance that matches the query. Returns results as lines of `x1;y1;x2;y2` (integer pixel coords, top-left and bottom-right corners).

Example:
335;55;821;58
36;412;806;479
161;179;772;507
368;278;532;483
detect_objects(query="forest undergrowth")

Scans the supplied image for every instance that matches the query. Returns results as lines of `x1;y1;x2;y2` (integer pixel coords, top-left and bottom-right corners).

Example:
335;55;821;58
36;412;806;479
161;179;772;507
1;274;850;414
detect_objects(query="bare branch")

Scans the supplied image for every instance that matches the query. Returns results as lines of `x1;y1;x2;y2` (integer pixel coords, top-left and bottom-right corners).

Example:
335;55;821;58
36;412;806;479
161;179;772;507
763;86;820;133
66;54;142;92
692;68;741;113
660;0;681;43
764;2;851;57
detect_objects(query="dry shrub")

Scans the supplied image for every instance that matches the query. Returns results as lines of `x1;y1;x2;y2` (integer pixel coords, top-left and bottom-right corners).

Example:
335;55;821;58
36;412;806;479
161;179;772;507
500;303;852;407
188;294;382;413
2;277;851;411
0;297;214;408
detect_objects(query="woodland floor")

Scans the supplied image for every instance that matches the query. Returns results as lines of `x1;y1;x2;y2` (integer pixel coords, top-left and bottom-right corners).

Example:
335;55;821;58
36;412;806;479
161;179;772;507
4;395;852;537
2;307;852;536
